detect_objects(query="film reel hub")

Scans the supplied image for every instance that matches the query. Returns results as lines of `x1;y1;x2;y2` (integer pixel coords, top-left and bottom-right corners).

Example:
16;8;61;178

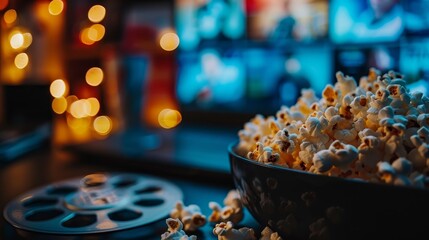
65;173;125;211
3;172;183;235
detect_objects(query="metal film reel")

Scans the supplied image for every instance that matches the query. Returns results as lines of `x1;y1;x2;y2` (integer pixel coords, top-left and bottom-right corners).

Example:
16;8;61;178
3;172;183;235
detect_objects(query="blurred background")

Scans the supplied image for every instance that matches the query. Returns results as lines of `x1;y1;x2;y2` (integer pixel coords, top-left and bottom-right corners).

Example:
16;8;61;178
0;0;429;162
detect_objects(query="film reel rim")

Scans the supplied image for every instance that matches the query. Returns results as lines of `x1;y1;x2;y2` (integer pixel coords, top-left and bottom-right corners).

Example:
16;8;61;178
3;172;183;235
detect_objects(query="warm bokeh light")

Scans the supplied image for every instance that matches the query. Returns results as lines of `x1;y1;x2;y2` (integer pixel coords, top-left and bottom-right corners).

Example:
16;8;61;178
22;33;33;48
88;5;106;23
3;9;16;24
160;32;180;51
14;53;29;69
10;32;24;49
50;79;67;98
88;24;105;42
93;116;112;135
52;97;67;114
67;114;91;131
66;95;78;113
0;0;9;11
70;99;91;119
158;109;182;129
80;27;95;45
87;97;100;116
85;67;103;86
48;0;64;16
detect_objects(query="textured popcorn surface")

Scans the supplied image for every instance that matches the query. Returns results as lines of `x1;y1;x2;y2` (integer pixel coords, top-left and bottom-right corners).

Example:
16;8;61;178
238;68;429;188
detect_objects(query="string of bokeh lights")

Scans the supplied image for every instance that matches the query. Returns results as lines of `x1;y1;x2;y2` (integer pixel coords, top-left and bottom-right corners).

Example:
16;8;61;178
1;0;182;137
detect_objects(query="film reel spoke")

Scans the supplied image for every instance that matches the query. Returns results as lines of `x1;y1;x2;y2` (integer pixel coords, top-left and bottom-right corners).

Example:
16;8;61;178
60;213;98;228
46;185;78;196
134;185;162;195
107;208;143;222
24;208;65;222
22;196;60;209
134;198;165;207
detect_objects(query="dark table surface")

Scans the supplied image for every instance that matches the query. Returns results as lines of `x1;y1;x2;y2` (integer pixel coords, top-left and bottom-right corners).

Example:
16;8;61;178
0;146;260;240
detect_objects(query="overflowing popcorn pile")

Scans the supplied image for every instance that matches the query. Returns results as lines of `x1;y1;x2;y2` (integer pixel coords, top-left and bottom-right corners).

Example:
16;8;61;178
161;190;283;240
238;68;429;188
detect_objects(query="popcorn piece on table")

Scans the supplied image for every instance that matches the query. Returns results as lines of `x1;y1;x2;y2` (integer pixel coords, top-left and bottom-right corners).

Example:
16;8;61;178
170;201;206;232
260;226;283;240
161;218;197;240
208;189;244;224
213;221;256;240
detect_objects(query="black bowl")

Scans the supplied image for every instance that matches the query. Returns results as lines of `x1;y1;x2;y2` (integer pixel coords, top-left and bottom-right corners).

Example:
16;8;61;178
228;142;429;240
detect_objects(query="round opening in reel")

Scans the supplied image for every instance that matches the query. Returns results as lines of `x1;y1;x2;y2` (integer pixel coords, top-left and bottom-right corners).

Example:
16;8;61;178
3;172;183;235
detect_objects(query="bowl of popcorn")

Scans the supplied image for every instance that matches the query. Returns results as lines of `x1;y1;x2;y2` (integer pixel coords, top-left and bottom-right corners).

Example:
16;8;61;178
229;69;429;240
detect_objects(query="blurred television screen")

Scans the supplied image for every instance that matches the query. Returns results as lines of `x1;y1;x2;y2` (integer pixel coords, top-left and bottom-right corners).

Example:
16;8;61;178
173;0;429;118
400;39;429;95
330;0;429;43
246;0;328;43
175;0;246;51
403;0;429;36
245;45;331;111
176;48;246;109
335;46;399;78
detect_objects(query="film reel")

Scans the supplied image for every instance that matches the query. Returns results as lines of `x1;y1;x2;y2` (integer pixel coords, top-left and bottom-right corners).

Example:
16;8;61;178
3;172;183;236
